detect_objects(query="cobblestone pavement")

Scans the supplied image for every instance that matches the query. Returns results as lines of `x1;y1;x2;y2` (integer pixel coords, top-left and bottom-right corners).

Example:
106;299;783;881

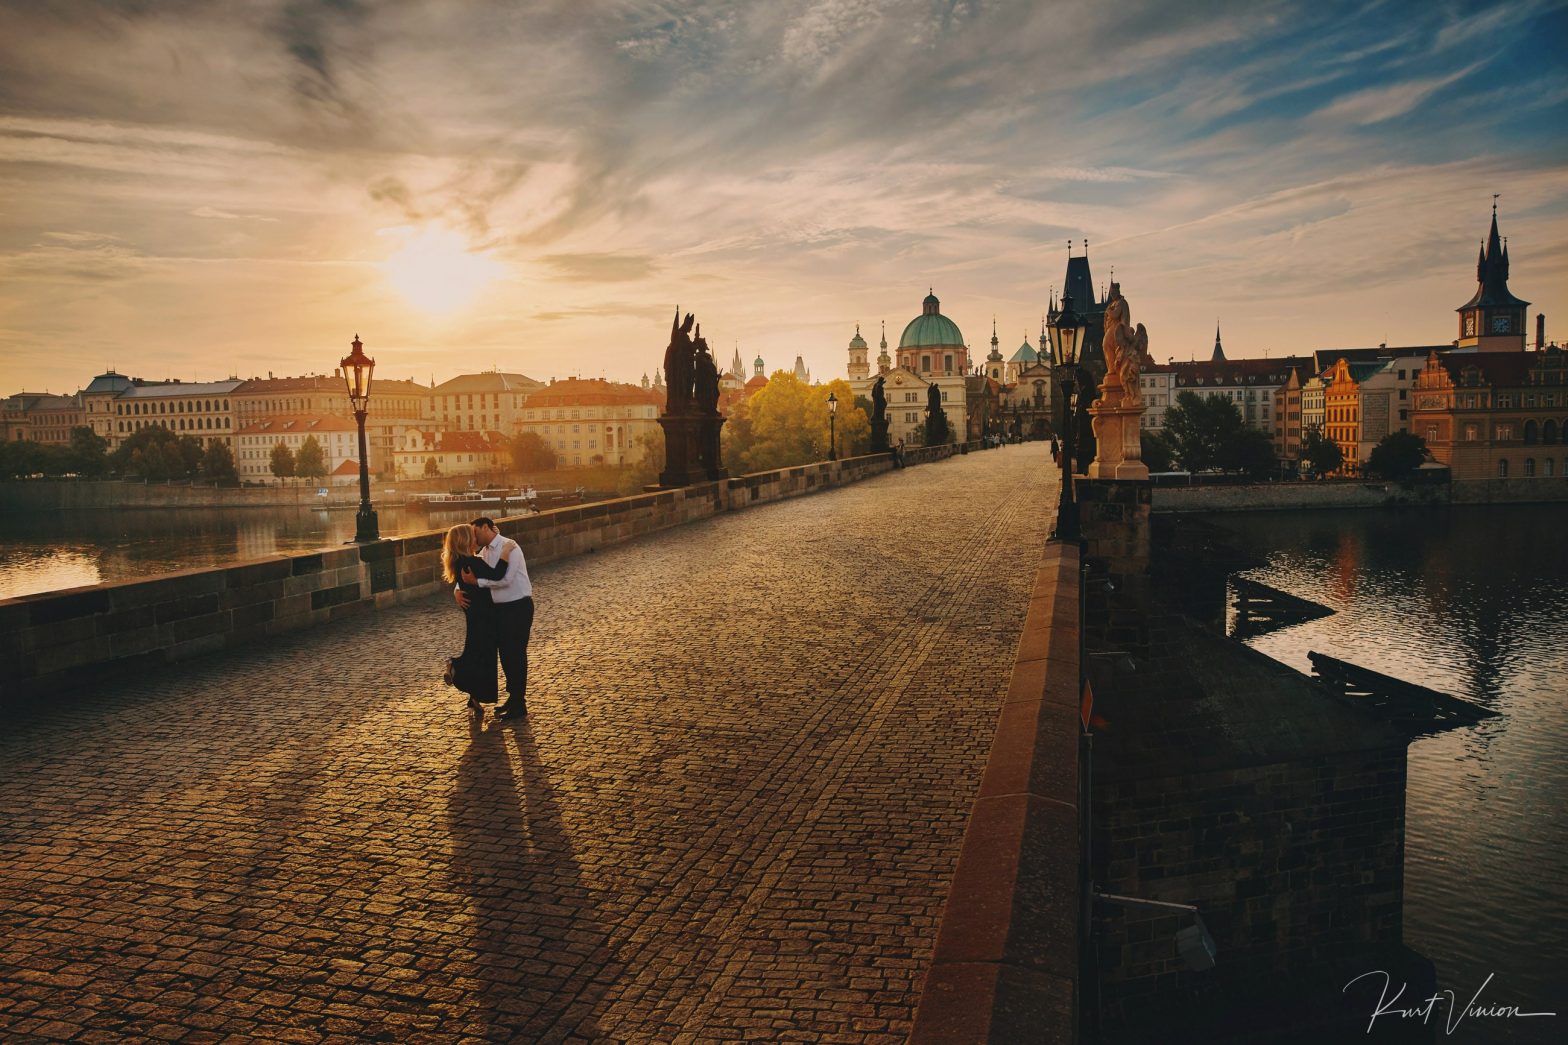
0;444;1058;1044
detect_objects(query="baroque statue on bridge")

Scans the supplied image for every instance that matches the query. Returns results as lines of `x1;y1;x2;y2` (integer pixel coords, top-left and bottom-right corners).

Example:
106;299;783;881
656;308;727;487
1101;283;1149;407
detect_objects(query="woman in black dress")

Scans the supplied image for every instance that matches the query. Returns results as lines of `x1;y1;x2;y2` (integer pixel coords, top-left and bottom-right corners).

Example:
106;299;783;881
440;522;512;723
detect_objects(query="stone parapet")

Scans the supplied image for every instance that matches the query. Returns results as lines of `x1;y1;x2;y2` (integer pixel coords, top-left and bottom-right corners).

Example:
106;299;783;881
0;447;963;709
912;539;1081;1044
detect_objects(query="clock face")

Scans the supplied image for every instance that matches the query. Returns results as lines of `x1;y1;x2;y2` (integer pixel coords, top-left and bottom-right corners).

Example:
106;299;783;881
1491;315;1510;334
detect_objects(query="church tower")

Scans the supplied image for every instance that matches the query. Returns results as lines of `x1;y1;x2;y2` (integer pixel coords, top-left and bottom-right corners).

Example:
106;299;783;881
1457;201;1530;352
754;354;766;378
1212;322;1226;363
986;319;1005;381
730;347;745;380
877;321;892;374
847;325;870;380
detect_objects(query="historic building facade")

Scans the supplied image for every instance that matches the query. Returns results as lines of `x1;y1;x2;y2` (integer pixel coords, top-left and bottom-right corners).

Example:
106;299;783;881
113;380;243;450
392;429;509;480
515;378;664;468
234;414;362;484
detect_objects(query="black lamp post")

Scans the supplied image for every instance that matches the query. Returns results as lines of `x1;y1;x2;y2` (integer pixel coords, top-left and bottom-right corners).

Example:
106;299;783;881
341;334;379;543
1048;294;1083;542
827;391;838;461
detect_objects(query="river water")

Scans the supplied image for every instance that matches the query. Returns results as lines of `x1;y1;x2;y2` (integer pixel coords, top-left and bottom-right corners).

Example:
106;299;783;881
1213;505;1566;1044
0;506;477;600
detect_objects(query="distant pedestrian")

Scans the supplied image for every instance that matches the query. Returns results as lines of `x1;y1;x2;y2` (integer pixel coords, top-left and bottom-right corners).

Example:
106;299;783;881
1050;437;1060;465
458;517;535;722
892;438;906;469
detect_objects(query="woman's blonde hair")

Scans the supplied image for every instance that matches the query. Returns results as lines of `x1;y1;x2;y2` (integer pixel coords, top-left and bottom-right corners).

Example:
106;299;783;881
441;523;476;584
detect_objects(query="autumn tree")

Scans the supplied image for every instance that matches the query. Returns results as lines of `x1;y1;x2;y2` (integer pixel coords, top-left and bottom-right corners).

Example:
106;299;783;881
509;431;558;472
618;427;665;495
201;441;238;482
295;435;327;482
269;441;295;483
725;373;870;472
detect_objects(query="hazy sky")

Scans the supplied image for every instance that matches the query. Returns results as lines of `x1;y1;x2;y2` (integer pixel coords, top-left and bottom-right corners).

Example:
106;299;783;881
2;0;1566;394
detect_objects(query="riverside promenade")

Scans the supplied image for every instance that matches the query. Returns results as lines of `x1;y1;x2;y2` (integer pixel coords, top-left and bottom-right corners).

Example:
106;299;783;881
0;444;1059;1044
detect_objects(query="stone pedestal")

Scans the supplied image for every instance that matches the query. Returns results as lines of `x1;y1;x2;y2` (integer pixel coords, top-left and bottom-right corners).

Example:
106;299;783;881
870;416;890;454
1087;374;1149;481
657;413;726;487
656;414;704;487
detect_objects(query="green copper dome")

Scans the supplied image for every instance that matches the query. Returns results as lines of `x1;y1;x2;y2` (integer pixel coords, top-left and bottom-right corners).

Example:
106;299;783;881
899;290;965;348
849;327;868;349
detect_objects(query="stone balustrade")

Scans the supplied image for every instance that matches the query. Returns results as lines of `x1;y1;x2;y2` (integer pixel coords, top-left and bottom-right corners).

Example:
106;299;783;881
2;446;974;708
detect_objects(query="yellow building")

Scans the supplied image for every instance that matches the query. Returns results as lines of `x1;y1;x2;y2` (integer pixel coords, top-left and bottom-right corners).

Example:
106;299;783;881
515;378;664;467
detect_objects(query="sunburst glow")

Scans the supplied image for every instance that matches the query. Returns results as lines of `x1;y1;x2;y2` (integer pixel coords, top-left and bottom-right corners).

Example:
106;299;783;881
380;227;505;313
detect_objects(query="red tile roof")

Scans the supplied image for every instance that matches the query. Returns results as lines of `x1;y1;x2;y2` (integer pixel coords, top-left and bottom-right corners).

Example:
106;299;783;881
524;378;664;408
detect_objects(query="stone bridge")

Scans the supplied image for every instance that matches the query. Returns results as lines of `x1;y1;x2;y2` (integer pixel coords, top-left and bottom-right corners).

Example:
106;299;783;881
0;445;1072;1043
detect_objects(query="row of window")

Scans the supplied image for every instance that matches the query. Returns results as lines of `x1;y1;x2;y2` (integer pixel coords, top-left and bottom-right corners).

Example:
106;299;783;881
436;394;526;408
524;407;659;420
118;398;229;415
118;417;227;433
1498;459;1558;477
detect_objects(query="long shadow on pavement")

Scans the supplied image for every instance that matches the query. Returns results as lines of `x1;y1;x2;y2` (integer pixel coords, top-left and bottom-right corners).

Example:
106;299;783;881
448;718;624;1041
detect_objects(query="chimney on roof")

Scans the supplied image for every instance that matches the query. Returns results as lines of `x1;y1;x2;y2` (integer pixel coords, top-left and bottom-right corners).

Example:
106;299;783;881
268;371;274;379
1538;313;1547;350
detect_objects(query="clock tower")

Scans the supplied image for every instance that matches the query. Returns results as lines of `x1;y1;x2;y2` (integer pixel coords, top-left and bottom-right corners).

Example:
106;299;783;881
1456;201;1529;352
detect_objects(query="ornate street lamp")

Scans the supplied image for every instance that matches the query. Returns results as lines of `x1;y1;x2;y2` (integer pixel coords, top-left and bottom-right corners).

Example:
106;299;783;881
341;334;379;543
827;391;839;461
1047;294;1083;542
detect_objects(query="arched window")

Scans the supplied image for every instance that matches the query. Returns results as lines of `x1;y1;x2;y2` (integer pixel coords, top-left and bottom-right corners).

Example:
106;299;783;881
1546;459;1556;477
1545;419;1559;443
1524;420;1539;443
1498;459;1509;478
1524;458;1536;477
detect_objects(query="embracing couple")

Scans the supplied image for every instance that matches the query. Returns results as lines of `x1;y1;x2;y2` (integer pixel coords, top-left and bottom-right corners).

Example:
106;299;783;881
440;516;534;725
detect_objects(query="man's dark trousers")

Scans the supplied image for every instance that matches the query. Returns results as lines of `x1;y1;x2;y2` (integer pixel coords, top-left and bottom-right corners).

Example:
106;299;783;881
495;596;534;707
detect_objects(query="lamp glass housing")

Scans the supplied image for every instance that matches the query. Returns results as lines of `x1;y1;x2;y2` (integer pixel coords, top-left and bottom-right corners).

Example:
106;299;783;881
340;336;376;412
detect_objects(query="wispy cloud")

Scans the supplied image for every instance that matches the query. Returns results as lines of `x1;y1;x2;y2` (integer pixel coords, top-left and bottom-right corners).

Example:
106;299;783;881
0;0;1564;390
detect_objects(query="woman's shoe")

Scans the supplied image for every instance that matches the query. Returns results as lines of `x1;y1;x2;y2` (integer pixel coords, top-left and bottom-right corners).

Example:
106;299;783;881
443;658;457;687
467;697;483;723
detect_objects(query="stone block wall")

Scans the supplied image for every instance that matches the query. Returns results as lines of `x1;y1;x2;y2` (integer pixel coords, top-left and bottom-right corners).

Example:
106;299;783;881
1093;747;1407;1029
1;450;962;709
1153;478;1443;514
912;540;1081;1044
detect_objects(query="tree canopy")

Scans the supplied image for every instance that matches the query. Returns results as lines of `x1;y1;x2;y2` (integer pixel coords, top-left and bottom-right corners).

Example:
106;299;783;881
269;441;296;481
1366;431;1428;480
294;436;327;482
724;373;869;472
110;425;202;480
1161;392;1244;473
201;441;238;483
1300;424;1344;478
509;431;558;472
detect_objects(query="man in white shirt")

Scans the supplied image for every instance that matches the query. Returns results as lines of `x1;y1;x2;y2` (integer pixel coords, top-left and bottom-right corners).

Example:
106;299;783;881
458;517;534;720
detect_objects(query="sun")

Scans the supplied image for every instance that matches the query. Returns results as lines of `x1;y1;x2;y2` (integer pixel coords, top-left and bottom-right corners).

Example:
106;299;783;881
380;226;505;313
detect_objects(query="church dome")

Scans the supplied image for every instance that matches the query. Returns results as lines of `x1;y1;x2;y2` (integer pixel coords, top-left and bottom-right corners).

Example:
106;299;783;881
849;327;868;350
899;290;965;348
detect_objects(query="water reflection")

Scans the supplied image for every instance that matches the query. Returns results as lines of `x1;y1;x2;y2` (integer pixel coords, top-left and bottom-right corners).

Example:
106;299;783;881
0;506;459;599
1213;504;1568;1044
